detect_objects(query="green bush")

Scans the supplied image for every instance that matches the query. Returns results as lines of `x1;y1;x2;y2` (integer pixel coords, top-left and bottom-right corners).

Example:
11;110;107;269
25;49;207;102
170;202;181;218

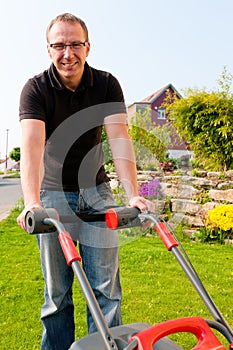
193;227;230;244
164;67;233;171
128;108;171;169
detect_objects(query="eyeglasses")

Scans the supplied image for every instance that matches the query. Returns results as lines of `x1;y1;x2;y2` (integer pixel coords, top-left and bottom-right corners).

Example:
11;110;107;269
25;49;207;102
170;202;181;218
49;41;87;51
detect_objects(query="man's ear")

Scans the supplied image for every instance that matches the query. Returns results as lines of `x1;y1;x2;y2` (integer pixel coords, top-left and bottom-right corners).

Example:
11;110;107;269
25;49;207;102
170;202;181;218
47;43;52;59
85;42;91;57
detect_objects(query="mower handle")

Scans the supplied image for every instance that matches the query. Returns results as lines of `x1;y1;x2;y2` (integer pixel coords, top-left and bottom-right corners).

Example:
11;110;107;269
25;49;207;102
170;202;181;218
25;206;142;234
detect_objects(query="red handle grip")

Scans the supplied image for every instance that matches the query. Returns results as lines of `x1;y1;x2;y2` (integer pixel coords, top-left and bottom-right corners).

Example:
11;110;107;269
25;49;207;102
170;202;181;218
154;222;178;251
129;316;226;350
58;231;82;266
106;207;140;229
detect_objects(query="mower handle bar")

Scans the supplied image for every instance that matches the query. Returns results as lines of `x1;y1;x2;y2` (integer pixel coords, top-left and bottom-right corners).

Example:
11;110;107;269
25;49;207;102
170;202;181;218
25;206;143;234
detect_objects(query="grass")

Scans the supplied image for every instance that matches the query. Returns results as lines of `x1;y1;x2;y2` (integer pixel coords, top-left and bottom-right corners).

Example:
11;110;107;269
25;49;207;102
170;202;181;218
0;171;21;178
0;205;233;349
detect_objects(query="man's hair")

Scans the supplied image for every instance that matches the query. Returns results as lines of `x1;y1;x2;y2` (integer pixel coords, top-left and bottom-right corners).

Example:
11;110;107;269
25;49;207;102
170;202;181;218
46;13;89;42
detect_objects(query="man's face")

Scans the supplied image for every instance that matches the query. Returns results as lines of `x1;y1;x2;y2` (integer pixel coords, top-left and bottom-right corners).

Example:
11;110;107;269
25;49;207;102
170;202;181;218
47;21;90;86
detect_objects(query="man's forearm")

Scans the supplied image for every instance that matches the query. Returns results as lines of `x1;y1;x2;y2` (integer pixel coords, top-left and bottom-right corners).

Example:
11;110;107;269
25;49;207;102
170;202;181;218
20;119;45;208
20;153;44;208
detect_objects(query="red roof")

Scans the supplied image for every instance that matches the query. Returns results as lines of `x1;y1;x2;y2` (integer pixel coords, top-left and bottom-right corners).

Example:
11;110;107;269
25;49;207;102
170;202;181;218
141;83;182;103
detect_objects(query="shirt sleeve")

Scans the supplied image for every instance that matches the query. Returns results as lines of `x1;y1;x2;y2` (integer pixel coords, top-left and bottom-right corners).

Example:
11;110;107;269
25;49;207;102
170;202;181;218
104;73;127;115
106;73;125;102
19;78;46;122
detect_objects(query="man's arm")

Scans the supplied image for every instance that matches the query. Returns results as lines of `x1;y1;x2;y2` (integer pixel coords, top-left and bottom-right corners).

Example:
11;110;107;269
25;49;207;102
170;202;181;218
17;119;45;230
104;114;154;212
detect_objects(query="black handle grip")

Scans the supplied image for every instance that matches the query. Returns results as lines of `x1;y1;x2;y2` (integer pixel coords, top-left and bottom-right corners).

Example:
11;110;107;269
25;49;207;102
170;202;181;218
76;209;107;222
25;208;59;234
76;205;140;225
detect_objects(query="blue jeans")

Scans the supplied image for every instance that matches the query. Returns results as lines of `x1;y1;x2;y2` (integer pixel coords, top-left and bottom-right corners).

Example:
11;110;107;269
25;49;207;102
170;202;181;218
37;183;122;350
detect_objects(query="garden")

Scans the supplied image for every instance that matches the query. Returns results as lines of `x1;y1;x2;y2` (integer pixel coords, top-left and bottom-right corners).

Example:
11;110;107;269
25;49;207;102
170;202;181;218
1;68;233;348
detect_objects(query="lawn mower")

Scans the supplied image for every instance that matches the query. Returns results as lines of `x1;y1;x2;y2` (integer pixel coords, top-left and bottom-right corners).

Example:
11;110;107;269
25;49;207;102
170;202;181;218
25;206;233;349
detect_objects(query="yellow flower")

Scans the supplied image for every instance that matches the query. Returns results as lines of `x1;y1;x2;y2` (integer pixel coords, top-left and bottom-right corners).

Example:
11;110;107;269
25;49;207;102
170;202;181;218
206;204;233;231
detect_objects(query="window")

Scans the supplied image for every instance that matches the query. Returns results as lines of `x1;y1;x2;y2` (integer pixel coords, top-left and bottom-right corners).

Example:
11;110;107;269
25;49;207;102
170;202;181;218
157;108;166;120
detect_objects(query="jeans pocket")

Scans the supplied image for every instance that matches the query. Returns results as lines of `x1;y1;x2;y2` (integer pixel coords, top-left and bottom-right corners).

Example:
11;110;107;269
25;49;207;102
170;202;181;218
96;182;115;203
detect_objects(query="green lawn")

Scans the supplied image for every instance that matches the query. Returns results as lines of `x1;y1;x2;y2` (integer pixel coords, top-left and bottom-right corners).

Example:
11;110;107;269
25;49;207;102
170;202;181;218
0;206;233;349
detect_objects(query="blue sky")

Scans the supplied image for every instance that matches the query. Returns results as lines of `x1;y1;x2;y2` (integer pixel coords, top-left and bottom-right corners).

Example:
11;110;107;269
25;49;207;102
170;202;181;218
1;0;233;158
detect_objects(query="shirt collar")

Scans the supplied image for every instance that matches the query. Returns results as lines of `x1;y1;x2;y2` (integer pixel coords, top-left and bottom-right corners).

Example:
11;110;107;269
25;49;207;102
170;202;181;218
48;62;93;91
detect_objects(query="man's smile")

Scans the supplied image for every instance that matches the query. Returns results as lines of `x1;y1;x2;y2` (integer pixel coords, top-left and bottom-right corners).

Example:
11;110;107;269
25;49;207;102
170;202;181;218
61;62;78;67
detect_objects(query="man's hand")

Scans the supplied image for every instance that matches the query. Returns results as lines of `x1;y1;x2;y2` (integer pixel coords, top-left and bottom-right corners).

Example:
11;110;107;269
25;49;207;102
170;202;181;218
17;204;42;231
129;196;155;213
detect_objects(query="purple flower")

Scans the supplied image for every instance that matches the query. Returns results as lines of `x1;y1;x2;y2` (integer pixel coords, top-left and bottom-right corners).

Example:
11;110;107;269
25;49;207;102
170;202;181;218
139;178;162;198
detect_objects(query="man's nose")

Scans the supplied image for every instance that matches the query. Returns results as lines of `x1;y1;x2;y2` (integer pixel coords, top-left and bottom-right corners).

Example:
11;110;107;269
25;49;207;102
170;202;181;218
63;46;73;57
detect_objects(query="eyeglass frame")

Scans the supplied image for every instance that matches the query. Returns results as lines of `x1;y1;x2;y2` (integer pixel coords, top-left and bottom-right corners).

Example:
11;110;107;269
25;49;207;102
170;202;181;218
49;41;88;51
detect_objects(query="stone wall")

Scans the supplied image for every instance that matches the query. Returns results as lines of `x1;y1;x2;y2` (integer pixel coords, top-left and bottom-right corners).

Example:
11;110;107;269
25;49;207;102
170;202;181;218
109;169;233;232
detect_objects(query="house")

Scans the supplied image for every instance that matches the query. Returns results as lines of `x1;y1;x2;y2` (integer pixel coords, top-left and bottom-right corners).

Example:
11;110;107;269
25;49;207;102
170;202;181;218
127;83;191;159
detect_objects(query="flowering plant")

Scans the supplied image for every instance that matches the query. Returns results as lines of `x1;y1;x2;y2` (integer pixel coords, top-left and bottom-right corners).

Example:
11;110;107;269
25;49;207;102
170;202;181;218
206;204;233;231
139;178;163;199
199;204;233;243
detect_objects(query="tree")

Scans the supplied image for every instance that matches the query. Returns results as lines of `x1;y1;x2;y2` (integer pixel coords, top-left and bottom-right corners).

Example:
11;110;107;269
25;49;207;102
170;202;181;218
9;147;20;162
101;128;115;172
102;108;171;172
164;67;233;171
128;107;171;170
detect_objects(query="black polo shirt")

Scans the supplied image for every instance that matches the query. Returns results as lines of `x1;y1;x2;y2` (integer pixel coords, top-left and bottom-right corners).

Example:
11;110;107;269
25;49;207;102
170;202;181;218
19;62;126;191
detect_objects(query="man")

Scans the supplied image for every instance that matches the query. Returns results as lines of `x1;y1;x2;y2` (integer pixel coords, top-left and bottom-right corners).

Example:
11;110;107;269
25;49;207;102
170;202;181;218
17;13;153;350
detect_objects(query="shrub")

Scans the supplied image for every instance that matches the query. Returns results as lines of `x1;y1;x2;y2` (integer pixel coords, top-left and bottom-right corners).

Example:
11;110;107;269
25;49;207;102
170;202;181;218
164;67;233;171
